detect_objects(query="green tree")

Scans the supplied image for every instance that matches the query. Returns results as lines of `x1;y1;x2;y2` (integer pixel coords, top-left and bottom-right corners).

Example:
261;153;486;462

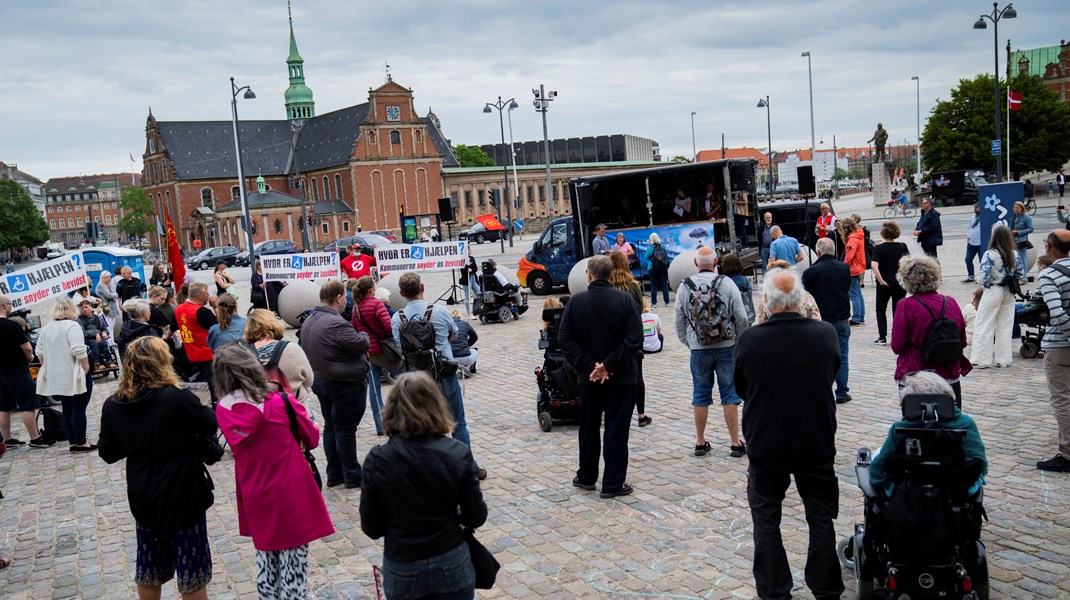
669;155;693;164
832;167;849;181
119;186;153;239
922;73;1070;179
452;144;495;167
848;166;868;180
0;180;49;252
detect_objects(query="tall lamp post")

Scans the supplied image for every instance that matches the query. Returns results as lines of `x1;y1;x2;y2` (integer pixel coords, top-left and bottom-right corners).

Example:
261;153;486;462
802;51;816;194
911;75;922;183
690;111;697;161
484;96;517;248
506;101;521;223
973;2;1017;182
532;85;558;213
230;76;257;277
756;97;772;194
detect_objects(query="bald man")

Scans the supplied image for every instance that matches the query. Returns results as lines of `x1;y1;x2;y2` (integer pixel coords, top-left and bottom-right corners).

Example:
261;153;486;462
674;246;750;458
734;268;843;599
1038;229;1070;472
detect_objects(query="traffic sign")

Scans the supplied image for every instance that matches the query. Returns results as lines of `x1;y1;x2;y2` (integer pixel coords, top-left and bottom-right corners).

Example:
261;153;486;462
991;139;1002;155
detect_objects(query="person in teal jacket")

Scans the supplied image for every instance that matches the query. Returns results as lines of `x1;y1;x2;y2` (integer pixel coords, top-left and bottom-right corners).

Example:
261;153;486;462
869;371;987;498
1010;201;1034;278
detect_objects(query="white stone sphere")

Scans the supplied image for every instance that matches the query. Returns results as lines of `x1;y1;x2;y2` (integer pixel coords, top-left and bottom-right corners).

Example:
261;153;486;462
278;280;323;328
668;250;701;292
567;258;592;295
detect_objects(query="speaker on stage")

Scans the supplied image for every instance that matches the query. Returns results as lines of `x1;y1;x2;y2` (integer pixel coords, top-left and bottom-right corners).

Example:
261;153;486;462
797;166;815;196
437;196;456;222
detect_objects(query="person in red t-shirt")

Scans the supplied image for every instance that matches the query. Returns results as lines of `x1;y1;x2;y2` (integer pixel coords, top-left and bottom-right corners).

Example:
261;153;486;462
342;244;376;280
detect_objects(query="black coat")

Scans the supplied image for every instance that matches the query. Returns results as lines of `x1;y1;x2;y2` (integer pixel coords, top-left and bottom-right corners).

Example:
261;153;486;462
118;319;159;359
915;208;943;247
360;435;487;562
802;255;852;323
98;386;218;532
734;313;840;462
558;279;643;384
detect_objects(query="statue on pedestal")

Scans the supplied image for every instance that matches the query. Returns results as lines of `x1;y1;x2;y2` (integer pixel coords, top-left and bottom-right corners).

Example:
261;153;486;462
867;123;888;163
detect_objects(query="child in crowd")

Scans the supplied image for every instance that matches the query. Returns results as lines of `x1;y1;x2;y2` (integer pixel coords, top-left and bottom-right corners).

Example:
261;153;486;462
640;298;662;354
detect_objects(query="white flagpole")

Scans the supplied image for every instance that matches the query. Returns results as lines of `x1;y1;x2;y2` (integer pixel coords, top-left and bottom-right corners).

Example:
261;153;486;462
1006;90;1011;180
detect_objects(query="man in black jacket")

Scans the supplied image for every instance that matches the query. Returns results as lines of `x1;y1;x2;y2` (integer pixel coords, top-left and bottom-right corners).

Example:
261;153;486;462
558;255;644;498
913;198;943;259
735;269;843;600
802;237;853;404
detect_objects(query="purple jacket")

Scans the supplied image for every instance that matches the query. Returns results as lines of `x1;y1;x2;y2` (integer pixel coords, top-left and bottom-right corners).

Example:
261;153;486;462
890;291;972;381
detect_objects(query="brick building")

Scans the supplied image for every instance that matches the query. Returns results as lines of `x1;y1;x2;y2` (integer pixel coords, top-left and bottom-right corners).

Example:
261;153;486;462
1012;41;1070;102
140;16;458;252
42;173;141;247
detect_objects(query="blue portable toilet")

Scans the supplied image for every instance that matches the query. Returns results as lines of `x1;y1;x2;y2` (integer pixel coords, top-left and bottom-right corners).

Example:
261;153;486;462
82;247;147;292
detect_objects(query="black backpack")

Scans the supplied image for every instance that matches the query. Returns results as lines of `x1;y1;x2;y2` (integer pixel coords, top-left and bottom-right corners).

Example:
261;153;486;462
38;406;67;442
650;243;670;273
913;296;963;364
398;305;441;375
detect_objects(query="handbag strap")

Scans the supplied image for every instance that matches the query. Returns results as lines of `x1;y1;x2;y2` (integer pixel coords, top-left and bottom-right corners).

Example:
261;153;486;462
279;391;304;451
355;303;381;340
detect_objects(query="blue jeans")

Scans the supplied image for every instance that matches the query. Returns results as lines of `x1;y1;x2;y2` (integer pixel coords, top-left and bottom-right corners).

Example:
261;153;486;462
689;347;741;407
760;247;771;274
382;542;475;600
1018;248;1029;279
368;363;383;434
849;275;864;323
830;320;850;399
964;244;981;279
439;375;470;448
56;372;93;445
649;270;669;305
313;379;366;485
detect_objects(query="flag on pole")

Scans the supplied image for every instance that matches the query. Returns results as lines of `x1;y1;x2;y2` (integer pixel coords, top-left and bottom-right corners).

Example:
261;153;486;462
156;216;164;236
164;206;186;286
1008;89;1023;111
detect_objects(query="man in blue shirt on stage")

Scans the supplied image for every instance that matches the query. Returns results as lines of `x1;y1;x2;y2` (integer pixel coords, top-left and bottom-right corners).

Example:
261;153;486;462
768;226;805;267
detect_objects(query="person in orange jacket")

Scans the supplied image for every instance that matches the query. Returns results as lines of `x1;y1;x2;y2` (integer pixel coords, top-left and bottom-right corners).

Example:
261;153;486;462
842;217;867;325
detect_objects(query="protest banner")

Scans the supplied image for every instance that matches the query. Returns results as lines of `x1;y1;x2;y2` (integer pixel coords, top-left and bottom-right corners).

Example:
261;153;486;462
260;252;340;282
0;252;90;310
375;241;467;275
978;181;1024;250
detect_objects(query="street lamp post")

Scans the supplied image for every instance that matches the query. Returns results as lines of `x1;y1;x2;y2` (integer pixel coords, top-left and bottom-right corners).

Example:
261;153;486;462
974;2;1017;182
911;75;922;182
533;85;558;214
506;102;521;226
484;96;518;248
690;111;697;161
802;51;816;193
230;76;257;277
756;97;773;194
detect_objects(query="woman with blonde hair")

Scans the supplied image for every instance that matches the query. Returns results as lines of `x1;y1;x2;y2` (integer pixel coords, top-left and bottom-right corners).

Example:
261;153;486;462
214;344;333;599
970;224;1023;368
242;309;315;404
608;250;650;426
360;372;487;600
98;336;218;600
208;293;245;351
36;297;93;451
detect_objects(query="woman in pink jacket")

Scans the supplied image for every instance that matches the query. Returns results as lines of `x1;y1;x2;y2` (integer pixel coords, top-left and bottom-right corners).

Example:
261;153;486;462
213;345;334;599
350;275;394;436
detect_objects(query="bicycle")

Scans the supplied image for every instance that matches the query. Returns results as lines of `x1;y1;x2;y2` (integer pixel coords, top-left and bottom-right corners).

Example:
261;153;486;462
1025;197;1037;215
883;202;917;219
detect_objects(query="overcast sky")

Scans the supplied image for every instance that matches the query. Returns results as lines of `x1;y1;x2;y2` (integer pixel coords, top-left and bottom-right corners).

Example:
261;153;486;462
1;0;1063;180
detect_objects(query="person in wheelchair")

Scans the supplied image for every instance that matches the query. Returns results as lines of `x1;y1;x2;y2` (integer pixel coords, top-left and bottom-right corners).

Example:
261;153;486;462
869;370;988;499
481;259;528;312
76;299;117;371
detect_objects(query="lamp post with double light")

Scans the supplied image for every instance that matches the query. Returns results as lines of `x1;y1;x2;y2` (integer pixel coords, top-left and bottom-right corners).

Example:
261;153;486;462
533;85;558;214
484;96;517;248
230;77;257;277
802;51;816;184
973;2;1017;181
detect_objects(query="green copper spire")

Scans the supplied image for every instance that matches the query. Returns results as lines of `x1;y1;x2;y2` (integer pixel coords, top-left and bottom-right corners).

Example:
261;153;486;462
284;1;315;123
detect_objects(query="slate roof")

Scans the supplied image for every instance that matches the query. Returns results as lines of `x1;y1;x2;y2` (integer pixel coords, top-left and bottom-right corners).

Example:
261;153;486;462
158;103;458;180
312;200;354;215
216;190;304;212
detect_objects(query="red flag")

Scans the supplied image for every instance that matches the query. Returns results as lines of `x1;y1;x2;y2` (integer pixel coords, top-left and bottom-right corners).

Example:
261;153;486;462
1008;89;1023;111
164;206;186;287
474;213;507;231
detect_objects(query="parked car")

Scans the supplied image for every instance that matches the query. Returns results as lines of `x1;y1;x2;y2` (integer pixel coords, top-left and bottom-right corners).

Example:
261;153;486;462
458;222;506;244
322;234;393;253
364;230;398;243
186;245;241;270
236;239;299;266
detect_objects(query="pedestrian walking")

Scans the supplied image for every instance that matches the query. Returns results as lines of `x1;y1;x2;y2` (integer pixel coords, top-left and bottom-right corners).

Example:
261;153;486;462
891;255;971;406
97;336;218;600
36;297;95;452
300;280;370;489
351;276;395;436
673;247;750;458
970;225;1023;369
870;221;910;345
559;255;644;496
1058;172;1066;198
842;217;867;325
803;238;853;403
734;269;844;600
1037;229;1070;472
360;372;488;599
214;345;334;599
0;294;49;448
964;203;982;282
913;198;943;259
1010;201;1034;279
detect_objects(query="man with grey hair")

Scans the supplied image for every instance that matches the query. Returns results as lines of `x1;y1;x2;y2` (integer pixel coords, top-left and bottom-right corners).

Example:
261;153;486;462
734;268;843;599
559;255;644;498
756;211;777;274
592;224;611;255
803;237;853;403
675;246;750;458
117;299;158;359
0;294;49;447
767;225;805;267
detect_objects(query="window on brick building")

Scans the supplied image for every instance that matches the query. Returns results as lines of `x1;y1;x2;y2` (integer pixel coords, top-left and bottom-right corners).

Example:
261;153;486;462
321;222;329;235
464;190;472;207
201;188;213;207
335;174;343;200
75;205;81;212
232;186;240;201
105;215;112;225
415;130;423;145
77;217;83;227
311;178;319;202
49;219;55;228
390;130;401;144
47;206;53;214
342;220;350;233
322;176;330;200
67;218;73;227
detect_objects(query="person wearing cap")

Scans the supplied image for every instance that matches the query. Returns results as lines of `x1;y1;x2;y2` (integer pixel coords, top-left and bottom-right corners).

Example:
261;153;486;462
342;244;374;280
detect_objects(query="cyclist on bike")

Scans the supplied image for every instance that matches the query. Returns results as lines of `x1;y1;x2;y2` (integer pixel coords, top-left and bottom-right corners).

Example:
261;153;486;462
895;190;909;215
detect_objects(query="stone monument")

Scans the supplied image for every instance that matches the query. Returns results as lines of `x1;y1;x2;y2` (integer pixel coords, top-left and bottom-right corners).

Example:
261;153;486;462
871;162;892;208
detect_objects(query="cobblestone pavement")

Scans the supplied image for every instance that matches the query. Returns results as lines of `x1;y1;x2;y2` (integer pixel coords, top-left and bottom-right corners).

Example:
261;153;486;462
3;199;1070;599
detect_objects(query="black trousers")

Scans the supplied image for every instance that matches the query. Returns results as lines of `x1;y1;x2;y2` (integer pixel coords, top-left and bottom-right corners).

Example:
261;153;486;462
748;459;844;600
874;284;907;340
921;244;939;260
635;354;646;414
314;379;367;485
576;382;635;492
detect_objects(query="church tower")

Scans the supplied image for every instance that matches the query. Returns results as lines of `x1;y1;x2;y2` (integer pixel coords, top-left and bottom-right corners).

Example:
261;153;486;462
284;1;315;124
